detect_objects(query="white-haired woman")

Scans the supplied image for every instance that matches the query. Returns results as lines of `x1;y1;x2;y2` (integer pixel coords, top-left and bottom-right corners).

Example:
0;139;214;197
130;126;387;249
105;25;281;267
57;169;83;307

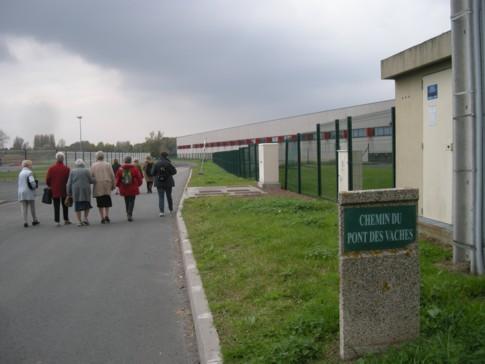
67;159;93;226
46;152;71;226
18;160;39;227
90;151;115;223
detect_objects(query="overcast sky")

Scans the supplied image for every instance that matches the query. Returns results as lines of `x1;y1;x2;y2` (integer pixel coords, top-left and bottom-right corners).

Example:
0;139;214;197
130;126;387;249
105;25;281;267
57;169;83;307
0;0;450;146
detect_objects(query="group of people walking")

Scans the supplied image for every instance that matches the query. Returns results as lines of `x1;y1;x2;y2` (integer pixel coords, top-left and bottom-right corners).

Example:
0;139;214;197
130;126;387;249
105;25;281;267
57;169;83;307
17;151;176;227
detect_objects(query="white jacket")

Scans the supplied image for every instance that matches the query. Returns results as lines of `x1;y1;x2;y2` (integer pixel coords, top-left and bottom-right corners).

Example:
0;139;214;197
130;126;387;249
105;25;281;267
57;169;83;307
18;167;37;201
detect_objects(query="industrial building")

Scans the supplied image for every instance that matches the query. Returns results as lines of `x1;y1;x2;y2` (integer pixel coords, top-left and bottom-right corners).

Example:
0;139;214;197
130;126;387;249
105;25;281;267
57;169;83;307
176;99;395;160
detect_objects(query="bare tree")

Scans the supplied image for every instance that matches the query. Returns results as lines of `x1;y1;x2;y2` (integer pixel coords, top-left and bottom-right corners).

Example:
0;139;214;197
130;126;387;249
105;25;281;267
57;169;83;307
0;129;9;149
13;136;25;150
57;138;66;149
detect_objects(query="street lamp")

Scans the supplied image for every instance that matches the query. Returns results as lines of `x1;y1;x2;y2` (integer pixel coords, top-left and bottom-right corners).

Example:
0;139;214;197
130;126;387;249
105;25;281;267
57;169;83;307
77;116;83;160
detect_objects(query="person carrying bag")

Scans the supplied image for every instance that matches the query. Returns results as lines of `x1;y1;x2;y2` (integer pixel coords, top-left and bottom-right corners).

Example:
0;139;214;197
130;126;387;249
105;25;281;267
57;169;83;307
151;152;177;217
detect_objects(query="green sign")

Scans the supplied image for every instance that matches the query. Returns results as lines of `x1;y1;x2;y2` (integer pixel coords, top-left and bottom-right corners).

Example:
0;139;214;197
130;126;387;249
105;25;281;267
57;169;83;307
343;205;416;252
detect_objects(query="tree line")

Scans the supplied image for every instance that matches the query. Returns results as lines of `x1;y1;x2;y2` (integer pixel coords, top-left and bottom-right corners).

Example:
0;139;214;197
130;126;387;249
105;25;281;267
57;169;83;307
0;129;176;157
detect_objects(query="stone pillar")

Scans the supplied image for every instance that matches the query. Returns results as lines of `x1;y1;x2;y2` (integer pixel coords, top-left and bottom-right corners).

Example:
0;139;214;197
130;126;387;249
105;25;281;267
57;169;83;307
258;143;280;190
339;188;420;360
338;150;363;192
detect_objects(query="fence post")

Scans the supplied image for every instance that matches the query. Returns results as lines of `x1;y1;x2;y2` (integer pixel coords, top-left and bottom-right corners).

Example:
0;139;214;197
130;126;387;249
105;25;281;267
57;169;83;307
335;119;340;200
254;144;259;181
284;139;289;190
347;116;353;191
316;124;322;196
391;106;396;188
248;145;252;179
241;148;245;178
297;133;302;194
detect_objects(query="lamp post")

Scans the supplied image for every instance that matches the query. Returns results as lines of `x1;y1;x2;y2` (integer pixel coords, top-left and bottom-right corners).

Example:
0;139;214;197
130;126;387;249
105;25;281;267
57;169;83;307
77;116;83;160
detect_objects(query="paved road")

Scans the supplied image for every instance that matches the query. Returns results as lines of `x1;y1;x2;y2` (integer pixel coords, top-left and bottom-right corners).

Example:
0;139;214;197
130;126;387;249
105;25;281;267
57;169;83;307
0;167;197;364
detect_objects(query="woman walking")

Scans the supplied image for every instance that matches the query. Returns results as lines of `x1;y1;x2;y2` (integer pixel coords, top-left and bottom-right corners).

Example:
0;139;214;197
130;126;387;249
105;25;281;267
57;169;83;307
46;152;71;226
115;156;142;222
91;151;115;224
143;155;154;193
67;159;93;226
18;160;40;227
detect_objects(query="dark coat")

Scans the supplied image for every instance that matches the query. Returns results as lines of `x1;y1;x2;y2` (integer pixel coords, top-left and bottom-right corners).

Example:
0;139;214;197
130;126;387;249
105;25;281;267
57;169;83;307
151;158;176;188
46;162;70;198
115;164;143;196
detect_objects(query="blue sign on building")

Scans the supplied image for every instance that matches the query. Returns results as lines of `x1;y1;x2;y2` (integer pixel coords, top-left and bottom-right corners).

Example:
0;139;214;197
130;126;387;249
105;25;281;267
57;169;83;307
427;84;438;100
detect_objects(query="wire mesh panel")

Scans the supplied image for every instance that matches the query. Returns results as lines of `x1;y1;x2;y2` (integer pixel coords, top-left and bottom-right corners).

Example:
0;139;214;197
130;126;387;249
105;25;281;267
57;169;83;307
0;149;57;171
213;149;239;175
319;126;338;201
247;144;259;179
351;109;394;190
300;132;319;197
212;145;259;180
279;142;286;189
286;139;299;193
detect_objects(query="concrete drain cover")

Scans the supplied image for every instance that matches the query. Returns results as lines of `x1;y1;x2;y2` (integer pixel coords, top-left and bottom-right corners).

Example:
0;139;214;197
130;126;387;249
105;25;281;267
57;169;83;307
186;186;265;198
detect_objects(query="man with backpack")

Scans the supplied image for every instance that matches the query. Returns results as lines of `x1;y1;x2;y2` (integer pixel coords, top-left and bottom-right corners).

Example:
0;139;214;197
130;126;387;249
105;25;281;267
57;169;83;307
151;152;177;217
115;156;143;221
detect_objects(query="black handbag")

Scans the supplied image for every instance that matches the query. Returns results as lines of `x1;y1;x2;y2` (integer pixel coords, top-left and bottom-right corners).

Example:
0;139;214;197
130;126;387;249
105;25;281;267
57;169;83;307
42;188;52;204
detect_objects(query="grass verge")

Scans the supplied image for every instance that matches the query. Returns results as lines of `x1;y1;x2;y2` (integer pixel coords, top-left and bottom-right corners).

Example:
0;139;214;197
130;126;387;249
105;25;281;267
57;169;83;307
183;195;485;363
188;160;257;187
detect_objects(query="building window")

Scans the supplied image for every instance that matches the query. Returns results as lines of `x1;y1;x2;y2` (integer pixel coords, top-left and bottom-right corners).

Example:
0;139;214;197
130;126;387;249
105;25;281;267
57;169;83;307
375;126;392;136
352;128;366;138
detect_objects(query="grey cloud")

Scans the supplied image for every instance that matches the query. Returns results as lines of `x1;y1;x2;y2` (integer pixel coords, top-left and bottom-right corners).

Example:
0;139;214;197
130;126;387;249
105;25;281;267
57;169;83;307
0;38;14;62
0;1;378;111
0;0;449;133
20;102;60;134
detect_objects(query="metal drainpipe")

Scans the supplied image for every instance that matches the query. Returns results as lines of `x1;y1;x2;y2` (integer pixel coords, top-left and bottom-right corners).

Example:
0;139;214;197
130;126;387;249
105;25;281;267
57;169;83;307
451;0;474;267
473;0;484;274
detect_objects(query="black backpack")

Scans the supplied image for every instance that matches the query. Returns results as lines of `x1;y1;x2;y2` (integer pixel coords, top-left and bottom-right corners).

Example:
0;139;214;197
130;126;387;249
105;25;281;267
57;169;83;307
157;164;176;183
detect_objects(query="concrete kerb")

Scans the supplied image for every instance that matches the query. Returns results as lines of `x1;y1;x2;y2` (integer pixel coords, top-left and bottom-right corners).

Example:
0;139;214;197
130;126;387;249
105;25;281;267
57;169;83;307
176;169;223;364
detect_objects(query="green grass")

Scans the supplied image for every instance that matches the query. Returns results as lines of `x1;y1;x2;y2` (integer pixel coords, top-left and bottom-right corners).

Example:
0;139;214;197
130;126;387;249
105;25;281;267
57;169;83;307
281;163;393;200
183;196;485;364
188;160;257;187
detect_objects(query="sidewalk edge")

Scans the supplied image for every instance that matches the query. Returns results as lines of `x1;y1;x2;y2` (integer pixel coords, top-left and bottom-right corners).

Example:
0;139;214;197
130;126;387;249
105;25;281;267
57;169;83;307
176;168;223;364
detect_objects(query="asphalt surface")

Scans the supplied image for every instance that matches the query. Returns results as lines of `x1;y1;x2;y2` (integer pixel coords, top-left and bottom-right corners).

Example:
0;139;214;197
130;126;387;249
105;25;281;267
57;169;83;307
0;167;198;364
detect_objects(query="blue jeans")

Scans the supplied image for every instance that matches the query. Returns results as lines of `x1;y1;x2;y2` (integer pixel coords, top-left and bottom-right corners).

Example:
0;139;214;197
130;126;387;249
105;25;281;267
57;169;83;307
157;186;173;213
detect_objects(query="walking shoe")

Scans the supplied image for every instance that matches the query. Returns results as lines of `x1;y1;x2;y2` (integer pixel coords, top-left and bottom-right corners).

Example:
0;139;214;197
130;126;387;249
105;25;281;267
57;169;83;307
56;223;61;227
64;220;71;225
77;222;83;227
105;216;110;223
32;220;40;226
101;218;106;224
23;223;28;228
82;220;90;226
128;216;133;222
159;212;165;217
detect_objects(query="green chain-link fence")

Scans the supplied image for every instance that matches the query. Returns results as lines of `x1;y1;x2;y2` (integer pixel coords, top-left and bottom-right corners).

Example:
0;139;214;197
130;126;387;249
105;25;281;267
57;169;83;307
213;144;259;180
209;107;395;199
280;107;396;200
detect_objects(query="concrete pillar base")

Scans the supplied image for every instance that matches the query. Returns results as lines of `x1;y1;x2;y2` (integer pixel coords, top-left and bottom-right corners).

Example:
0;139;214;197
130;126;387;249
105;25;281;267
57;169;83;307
257;182;280;191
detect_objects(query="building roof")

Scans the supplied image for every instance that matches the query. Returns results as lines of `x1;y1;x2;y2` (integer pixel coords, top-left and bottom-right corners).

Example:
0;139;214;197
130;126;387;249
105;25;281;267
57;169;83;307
381;31;451;80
